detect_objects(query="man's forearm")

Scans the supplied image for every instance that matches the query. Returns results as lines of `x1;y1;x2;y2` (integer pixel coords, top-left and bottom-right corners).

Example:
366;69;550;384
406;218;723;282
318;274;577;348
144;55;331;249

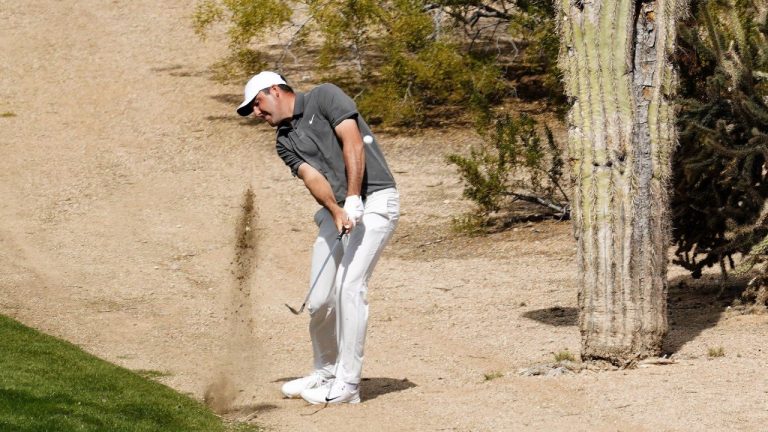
297;163;340;210
335;119;365;197
343;144;364;197
298;163;348;232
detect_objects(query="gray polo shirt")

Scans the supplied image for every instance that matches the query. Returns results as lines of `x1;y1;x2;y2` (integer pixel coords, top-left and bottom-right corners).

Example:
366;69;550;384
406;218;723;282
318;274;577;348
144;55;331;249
275;83;396;203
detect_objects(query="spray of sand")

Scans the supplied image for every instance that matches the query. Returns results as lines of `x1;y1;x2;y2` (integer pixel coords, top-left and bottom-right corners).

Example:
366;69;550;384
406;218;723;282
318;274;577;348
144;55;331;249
204;187;259;414
203;372;237;413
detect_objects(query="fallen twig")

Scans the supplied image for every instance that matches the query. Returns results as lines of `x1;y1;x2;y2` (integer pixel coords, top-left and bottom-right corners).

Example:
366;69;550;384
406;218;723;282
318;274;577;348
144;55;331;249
505;192;570;217
418;239;445;247
637;357;677;367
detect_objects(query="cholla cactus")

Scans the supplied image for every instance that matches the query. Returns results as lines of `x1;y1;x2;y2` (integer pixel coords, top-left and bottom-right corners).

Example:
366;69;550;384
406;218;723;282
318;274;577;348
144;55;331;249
672;0;768;289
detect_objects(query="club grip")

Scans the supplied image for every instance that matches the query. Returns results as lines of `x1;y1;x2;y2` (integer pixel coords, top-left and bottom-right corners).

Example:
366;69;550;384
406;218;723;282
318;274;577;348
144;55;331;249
337;226;349;239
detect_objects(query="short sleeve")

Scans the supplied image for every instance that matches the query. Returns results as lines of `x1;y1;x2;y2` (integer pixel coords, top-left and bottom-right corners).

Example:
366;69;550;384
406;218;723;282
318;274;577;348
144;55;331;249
276;139;305;177
315;83;358;127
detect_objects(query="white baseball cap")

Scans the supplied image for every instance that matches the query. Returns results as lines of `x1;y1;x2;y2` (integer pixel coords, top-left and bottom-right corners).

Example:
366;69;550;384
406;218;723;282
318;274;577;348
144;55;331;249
236;71;287;116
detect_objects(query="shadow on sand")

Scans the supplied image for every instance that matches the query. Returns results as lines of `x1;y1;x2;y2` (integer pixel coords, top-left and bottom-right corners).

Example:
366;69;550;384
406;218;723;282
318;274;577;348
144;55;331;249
210;93;243;106
231;402;278;414
273;376;416;402
521;273;749;355
522;306;578;327
664;273;748;354
360;377;416;401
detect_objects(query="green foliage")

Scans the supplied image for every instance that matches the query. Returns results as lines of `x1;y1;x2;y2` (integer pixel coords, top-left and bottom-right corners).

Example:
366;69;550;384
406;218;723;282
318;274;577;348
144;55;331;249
193;0;292;77
508;0;564;105
483;371;504;381
133;369;173;380
447;112;567;216
309;0;383;71
0;315;259;432
672;0;768;280
209;48;267;82
193;0;562;126
364;38;503;125
553;350;576;362
450;213;489;235
707;346;726;358
192;0;224;38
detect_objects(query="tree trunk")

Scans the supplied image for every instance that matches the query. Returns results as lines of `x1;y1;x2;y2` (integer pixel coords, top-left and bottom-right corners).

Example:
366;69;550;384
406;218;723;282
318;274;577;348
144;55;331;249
557;0;682;365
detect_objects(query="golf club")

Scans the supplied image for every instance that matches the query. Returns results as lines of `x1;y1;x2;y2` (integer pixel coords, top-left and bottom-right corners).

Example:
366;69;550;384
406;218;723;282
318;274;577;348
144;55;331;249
285;228;348;315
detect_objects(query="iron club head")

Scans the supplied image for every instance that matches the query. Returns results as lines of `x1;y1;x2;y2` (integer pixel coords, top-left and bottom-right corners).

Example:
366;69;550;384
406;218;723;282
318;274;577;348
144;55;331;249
284;302;305;315
285;228;348;315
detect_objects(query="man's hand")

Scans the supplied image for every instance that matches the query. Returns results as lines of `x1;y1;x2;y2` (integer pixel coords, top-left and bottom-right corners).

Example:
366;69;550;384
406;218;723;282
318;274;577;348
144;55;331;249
330;205;351;233
343;195;364;229
297;163;353;233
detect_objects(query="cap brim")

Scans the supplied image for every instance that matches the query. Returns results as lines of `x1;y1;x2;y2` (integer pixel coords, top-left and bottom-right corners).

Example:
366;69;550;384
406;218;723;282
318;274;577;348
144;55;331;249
237;96;256;116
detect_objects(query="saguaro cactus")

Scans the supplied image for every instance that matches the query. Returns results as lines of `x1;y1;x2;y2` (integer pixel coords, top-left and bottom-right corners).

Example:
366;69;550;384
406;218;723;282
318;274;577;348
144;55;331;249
557;0;683;364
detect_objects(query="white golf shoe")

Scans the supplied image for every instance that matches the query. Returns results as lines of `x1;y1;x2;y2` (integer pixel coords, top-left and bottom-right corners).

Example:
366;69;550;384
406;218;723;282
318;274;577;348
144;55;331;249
281;372;331;399
300;379;361;405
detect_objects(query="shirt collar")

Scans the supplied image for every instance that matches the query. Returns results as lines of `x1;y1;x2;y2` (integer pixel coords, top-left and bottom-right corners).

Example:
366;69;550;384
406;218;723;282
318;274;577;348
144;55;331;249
277;92;305;133
293;92;306;118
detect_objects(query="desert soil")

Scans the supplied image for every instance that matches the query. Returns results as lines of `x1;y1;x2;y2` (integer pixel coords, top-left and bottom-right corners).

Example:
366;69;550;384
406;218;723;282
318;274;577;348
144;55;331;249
2;1;768;431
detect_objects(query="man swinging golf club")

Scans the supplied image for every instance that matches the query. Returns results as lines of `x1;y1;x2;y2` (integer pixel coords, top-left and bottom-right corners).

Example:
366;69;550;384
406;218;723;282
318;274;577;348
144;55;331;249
237;71;399;404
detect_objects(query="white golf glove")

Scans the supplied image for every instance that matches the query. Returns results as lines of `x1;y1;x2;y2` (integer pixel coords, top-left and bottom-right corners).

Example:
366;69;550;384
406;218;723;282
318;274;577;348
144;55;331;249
343;195;364;228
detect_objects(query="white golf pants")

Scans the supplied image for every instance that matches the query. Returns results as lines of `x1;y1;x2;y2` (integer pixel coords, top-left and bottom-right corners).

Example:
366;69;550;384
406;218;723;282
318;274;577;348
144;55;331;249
306;187;399;384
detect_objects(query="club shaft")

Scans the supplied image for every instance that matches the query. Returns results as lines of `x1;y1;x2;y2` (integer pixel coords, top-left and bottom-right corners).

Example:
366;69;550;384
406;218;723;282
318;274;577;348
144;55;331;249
300;232;344;307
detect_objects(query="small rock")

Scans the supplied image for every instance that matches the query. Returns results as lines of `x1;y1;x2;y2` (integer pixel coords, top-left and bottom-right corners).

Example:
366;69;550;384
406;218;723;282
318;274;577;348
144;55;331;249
637;357;676;367
546;367;570;377
519;361;579;377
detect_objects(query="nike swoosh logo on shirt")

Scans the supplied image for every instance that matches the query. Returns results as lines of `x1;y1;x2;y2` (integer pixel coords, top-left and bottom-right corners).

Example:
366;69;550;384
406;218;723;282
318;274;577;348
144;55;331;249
309;114;315;125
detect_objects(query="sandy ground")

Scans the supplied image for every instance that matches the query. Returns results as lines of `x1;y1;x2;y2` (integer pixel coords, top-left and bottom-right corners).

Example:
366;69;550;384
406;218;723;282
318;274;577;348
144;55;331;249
2;1;768;431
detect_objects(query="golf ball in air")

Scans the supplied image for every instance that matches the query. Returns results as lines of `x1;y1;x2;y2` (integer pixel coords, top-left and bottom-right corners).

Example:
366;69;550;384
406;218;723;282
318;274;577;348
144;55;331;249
363;135;373;144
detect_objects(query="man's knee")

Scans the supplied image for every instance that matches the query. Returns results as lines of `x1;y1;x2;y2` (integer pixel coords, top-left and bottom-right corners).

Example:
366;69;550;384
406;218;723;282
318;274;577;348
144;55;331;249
307;301;334;317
